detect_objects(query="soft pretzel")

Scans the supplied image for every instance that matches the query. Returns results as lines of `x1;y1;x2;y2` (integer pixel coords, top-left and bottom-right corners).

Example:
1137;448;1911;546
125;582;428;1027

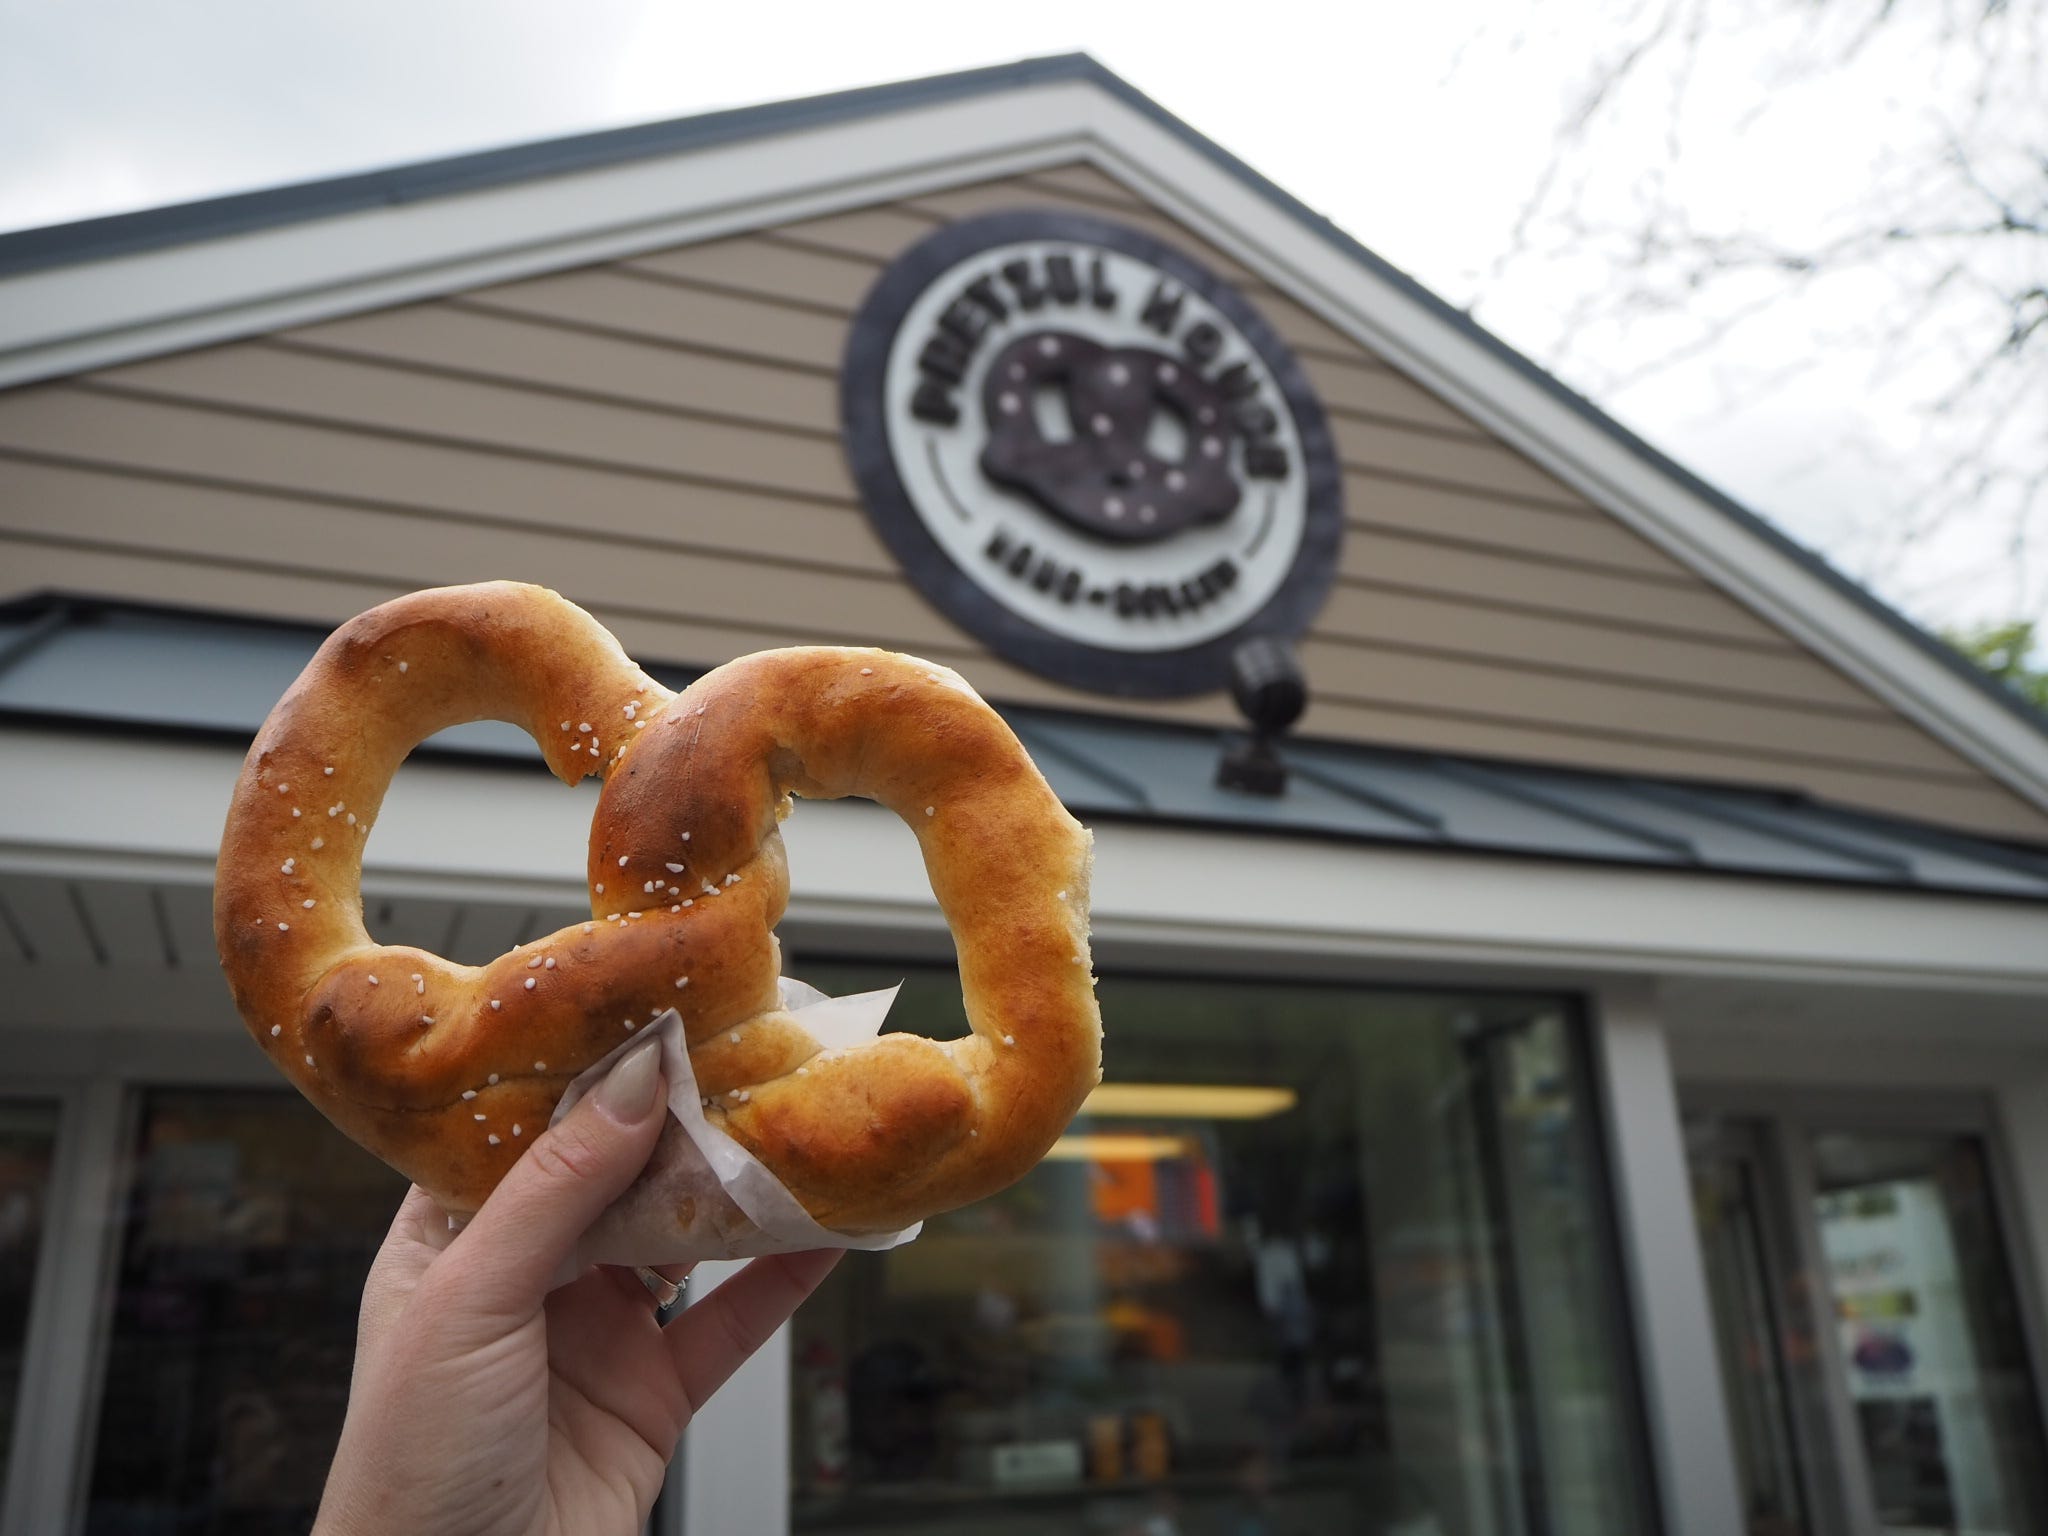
214;582;1102;1234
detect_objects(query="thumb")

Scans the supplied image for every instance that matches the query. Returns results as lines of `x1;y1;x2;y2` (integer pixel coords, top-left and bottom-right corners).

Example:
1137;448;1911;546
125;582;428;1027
431;1038;667;1319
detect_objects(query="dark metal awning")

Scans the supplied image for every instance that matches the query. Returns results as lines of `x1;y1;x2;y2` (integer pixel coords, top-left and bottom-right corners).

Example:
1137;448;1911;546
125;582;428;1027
5;597;2047;901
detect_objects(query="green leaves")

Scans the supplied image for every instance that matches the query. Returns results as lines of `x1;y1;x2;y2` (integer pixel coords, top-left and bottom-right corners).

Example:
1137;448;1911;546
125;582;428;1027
1945;619;2048;708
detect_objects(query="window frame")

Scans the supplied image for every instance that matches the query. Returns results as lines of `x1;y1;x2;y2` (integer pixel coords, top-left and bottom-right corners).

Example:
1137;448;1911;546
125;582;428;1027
0;1079;129;1536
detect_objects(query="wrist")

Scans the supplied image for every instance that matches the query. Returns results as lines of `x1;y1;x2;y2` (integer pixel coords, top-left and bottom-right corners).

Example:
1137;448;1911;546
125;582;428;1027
310;1501;362;1536
310;1462;378;1536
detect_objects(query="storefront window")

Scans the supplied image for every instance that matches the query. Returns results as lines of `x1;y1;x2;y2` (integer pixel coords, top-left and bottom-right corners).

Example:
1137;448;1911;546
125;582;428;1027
789;968;1653;1536
0;1099;61;1483
81;1090;405;1535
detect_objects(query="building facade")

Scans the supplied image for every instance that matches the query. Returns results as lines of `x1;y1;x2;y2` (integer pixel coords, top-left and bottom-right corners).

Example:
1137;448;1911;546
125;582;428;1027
3;56;2047;1536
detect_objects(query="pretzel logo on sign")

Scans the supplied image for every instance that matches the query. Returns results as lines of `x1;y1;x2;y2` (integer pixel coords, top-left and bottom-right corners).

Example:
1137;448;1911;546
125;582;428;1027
843;209;1344;699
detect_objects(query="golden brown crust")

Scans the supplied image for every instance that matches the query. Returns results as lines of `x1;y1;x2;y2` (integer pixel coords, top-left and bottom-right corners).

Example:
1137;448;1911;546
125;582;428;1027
214;581;1101;1233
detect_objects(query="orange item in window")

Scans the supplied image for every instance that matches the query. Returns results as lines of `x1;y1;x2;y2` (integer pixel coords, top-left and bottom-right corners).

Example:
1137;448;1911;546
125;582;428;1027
1131;1411;1171;1481
1104;1298;1187;1361
1090;1155;1158;1225
1088;1415;1124;1482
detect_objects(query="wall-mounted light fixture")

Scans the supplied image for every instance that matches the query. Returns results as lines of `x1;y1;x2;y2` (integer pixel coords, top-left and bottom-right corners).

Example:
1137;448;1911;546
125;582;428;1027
1216;636;1306;796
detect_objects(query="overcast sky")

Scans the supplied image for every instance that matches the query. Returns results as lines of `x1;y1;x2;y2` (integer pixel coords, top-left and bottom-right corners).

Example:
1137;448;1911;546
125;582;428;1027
3;0;2036;637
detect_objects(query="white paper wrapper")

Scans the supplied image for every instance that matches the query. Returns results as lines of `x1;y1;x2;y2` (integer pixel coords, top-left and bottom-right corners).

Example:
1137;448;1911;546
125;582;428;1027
557;979;924;1270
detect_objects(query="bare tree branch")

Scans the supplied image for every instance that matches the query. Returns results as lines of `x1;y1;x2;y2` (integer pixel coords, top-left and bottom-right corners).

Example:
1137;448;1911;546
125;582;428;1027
1463;0;2048;626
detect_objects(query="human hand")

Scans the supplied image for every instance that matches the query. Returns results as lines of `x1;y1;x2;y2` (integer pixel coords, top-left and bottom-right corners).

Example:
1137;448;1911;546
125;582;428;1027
313;1037;842;1536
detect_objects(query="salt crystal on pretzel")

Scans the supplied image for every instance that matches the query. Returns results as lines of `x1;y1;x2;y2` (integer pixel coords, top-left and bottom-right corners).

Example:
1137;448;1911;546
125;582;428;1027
214;581;1102;1250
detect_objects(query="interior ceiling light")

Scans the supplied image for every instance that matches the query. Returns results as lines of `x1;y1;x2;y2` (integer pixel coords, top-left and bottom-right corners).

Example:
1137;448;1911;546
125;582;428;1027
1043;1134;1194;1163
1079;1083;1298;1120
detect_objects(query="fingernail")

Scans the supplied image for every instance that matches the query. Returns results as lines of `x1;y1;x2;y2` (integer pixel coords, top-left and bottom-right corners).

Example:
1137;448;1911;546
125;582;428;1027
593;1039;662;1124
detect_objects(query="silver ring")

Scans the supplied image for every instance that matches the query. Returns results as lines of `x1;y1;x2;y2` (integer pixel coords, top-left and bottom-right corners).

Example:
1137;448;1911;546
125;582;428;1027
635;1266;683;1310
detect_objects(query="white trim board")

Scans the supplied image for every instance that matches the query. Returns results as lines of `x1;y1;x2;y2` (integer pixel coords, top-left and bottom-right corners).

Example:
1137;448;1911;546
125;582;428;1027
4;727;2045;995
1591;985;1745;1536
0;83;1101;386
2;68;2044;820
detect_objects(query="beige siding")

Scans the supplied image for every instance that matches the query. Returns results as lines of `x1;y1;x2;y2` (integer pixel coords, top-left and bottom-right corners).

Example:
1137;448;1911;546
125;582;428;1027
1;163;2042;841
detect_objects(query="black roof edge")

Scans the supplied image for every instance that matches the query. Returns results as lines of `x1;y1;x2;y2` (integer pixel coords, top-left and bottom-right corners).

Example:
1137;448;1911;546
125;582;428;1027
2;52;2043;749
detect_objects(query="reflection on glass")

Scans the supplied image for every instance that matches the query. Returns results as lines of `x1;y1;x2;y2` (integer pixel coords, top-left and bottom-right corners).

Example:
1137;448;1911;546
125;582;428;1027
82;1090;405;1535
0;1099;61;1485
1810;1131;2048;1535
790;969;1651;1535
1687;1128;1810;1536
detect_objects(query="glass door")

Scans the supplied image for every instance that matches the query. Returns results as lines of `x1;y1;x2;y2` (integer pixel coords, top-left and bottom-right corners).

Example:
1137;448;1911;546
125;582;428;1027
1806;1130;2048;1535
1687;1110;2048;1536
1686;1120;1823;1536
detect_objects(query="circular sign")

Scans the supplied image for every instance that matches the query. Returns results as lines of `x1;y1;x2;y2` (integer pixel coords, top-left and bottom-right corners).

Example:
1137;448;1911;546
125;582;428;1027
842;209;1343;698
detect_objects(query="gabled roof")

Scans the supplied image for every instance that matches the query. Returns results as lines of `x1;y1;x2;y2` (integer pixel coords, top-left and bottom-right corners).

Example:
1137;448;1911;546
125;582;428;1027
6;596;2046;898
1;54;2043;820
